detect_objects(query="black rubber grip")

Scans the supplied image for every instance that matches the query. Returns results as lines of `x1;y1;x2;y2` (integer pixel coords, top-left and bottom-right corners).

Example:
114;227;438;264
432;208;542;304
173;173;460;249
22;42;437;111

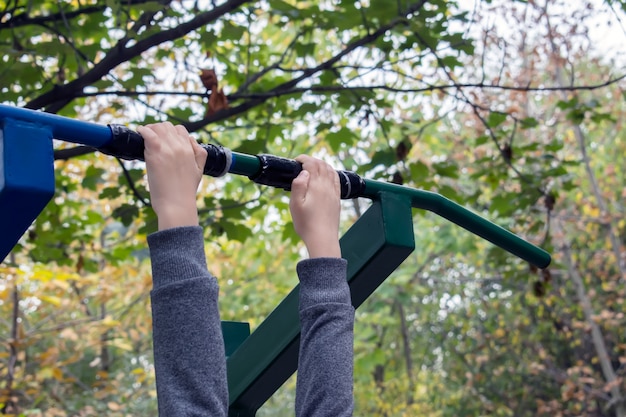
100;125;231;177
99;127;365;198
250;154;365;199
100;124;145;160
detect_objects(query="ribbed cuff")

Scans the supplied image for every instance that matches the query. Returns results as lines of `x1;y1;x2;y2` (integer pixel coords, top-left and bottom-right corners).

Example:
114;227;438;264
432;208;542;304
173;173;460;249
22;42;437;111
147;226;210;290
296;258;350;310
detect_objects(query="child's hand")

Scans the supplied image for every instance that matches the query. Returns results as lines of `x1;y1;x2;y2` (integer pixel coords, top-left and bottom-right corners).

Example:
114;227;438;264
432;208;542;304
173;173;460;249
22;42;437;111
289;155;341;258
139;122;208;231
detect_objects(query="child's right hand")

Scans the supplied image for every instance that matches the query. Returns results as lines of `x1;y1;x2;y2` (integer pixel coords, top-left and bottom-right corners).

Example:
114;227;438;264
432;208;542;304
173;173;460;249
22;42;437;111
289;155;342;259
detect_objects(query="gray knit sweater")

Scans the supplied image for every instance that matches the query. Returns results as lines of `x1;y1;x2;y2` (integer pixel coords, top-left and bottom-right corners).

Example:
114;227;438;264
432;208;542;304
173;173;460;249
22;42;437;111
148;226;354;416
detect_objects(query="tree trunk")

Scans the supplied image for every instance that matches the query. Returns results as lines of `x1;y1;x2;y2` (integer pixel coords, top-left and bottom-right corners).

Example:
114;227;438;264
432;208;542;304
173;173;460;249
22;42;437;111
556;219;625;416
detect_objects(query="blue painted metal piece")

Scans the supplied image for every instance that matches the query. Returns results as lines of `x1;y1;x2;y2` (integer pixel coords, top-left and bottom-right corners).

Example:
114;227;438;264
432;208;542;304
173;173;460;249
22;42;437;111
0;105;115;263
0;121;55;261
0;104;111;147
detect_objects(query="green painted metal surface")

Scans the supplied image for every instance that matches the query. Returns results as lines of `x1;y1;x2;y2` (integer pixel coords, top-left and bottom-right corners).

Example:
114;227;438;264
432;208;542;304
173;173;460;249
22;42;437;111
363;181;550;268
222;321;251;358
229;152;261;177
226;193;415;415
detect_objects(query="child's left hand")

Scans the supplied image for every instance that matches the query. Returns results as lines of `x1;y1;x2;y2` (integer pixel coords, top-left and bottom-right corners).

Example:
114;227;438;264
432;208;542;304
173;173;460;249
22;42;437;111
139;122;208;230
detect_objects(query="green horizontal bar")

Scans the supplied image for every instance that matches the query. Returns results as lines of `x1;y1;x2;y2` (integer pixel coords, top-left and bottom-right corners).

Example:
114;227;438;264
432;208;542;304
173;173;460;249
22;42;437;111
363;181;551;268
224;148;550;268
229;152;261;177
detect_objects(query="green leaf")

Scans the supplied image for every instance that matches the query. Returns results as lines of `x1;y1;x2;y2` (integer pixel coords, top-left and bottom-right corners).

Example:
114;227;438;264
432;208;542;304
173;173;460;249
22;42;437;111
235;138;266;154
221;221;253;242
325;127;356;152
270;0;301;18
487;112;507;127
82;166;105;191
100;187;122;199
441;55;462;70
489;193;516;215
112;204;139;227
520;117;539;129
221;20;246;40
474;135;489;146
432;160;459;179
557;97;578;109
366;148;396;171
409;160;429;181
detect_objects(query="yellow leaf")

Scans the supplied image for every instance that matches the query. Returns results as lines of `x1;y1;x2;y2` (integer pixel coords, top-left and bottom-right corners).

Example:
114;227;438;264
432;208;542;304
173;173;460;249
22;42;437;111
53;367;64;381
39;295;63;307
109;338;133;351
128;328;140;342
493;328;506;338
39;367;54;379
101;315;120;328
131;367;145;375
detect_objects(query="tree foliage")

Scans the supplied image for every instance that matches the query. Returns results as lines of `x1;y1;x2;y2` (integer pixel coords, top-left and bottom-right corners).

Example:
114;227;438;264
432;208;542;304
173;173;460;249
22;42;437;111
1;0;625;415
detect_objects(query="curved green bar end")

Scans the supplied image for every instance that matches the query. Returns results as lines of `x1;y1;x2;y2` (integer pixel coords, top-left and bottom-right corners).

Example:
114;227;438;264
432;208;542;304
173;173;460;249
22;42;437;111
363;180;551;269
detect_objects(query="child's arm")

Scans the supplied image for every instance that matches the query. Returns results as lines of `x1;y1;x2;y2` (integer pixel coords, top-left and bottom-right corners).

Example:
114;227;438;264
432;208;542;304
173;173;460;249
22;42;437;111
290;156;355;417
140;122;228;416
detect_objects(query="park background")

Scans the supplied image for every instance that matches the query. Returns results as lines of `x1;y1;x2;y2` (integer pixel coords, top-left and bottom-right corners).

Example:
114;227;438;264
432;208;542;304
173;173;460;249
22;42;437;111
1;0;626;415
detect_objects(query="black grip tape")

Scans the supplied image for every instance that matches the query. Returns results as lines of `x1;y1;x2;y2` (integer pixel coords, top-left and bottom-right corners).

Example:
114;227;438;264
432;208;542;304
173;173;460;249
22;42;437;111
99;124;146;160
250;154;365;199
250;155;301;191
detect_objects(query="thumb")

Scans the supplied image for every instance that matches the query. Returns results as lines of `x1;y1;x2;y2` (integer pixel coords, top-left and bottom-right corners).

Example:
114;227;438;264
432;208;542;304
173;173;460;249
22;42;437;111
191;138;208;171
290;169;309;203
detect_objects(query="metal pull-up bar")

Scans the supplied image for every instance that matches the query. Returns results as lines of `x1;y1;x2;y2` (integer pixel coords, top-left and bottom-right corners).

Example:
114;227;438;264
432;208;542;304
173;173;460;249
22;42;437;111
0;104;551;268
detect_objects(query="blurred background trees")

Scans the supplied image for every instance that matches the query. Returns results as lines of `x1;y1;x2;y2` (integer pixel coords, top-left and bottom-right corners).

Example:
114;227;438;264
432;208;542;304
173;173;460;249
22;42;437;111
0;0;625;415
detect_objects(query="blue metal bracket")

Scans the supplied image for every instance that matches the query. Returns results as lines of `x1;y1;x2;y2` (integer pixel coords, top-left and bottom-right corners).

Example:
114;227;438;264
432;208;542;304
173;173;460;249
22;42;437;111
0;120;55;260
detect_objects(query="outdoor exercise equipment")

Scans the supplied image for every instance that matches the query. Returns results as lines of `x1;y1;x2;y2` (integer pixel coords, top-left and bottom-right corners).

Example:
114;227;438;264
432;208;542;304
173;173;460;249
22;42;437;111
0;104;551;415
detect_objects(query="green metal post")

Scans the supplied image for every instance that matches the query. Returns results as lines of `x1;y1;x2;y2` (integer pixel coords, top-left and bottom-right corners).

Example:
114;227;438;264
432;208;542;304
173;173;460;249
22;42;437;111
226;193;415;415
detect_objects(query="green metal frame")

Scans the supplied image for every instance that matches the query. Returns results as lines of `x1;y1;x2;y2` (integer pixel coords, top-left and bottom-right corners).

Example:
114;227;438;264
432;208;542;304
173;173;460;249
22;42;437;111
0;104;551;415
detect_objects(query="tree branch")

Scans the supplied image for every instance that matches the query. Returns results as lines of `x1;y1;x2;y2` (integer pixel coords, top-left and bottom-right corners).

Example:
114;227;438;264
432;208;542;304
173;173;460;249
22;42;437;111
25;0;253;112
66;72;626;102
53;146;98;161
184;0;429;132
2;277;19;415
0;0;156;29
51;70;626;162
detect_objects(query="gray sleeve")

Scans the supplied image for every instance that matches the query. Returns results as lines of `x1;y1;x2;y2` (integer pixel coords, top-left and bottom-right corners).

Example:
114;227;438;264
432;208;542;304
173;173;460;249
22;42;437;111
148;226;228;417
295;257;354;417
